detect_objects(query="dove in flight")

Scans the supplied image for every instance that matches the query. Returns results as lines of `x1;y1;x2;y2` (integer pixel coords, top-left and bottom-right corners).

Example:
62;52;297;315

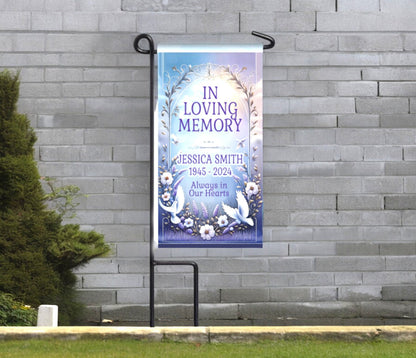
222;191;254;226
159;186;185;224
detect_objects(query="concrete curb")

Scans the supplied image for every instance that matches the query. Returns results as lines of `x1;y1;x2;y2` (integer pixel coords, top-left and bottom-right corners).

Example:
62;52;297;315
1;326;416;342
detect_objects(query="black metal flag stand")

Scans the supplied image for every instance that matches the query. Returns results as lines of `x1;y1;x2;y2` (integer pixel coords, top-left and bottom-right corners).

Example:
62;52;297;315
134;31;275;327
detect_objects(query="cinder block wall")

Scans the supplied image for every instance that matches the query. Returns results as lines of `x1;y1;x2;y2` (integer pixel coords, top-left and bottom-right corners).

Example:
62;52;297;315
1;0;416;325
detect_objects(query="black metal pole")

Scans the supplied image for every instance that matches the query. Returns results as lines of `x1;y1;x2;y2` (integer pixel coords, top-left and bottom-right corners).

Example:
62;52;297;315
134;34;156;327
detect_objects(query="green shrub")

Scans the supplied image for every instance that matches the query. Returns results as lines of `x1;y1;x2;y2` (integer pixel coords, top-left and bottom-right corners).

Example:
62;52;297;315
0;70;110;325
0;292;37;326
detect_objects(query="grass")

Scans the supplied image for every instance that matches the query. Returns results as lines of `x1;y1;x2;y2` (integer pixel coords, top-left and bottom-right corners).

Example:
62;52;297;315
1;339;416;358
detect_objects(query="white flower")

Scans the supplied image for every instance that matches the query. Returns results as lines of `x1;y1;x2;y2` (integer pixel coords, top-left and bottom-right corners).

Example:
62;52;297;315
184;218;194;228
217;215;228;227
161;192;170;201
199;224;215;240
245;181;259;199
160;171;173;185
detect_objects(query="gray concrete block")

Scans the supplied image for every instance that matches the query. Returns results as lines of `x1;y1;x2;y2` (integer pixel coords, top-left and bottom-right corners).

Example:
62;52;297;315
265;195;335;210
386;163;416;176
338;211;401;226
336;129;385;145
198;274;240;288
335;162;384;176
114;178;148;194
45;68;82;82
382;286;416;301
336;243;379;256
314;178;362;194
335;272;363;285
84;128;148;145
364;272;416;285
315;257;385;272
364;146;402;161
99;13;136;32
338;195;383;210
77;0;121;11
0;11;30;30
334;82;378;97
31;11;62;31
404;147;416;161
20;83;61;98
264;98;289;114
363;68;416;81
269;257;314;272
40;146;112;162
362;177;403;194
117;288;148;304
221;259;268;273
117;242;148;258
270;287;313;302
221;288;269;303
290;98;355;114
275;12;315;31
76;290;116;305
356;98;409;114
339;34;402;51
117;259;148;273
292;0;335;11
290;211;338;226
405;177;416;193
318;12;416;31
63;83;100;97
293;273;334;286
242;274;290;288
252;0;290;11
243;243;288;257
338;286;382;301
289;243;336;257
82;274;143;289
35;98;85;115
381;0;416;12
386;256;416;271
38;114;98;128
361;301;415;319
0;0;45;11
240;12;275;33
156;288;220;305
63;12;99;31
380;243;416;256
338;0;380;11
186;12;238;33
338;115;379;128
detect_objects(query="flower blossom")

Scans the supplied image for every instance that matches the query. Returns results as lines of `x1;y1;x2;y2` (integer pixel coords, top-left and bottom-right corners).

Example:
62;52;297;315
199;224;215;240
217;215;228;227
184;218;194;228
161;192;170;201
160;171;173;185
245;181;259;199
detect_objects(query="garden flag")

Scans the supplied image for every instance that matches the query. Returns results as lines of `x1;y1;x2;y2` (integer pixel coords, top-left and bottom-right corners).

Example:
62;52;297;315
155;43;263;247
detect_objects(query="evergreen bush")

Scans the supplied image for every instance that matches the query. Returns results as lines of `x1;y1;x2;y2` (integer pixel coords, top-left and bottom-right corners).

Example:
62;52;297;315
0;70;110;325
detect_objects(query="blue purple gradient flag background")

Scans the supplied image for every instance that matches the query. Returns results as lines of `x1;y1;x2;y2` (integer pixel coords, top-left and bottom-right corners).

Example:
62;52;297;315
156;44;263;248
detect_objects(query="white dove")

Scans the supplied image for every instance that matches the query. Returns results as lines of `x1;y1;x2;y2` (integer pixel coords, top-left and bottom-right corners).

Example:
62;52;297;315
222;191;254;226
159;185;185;224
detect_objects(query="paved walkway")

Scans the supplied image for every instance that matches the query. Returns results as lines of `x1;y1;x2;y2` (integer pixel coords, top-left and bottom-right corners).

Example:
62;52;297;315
1;326;416;342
